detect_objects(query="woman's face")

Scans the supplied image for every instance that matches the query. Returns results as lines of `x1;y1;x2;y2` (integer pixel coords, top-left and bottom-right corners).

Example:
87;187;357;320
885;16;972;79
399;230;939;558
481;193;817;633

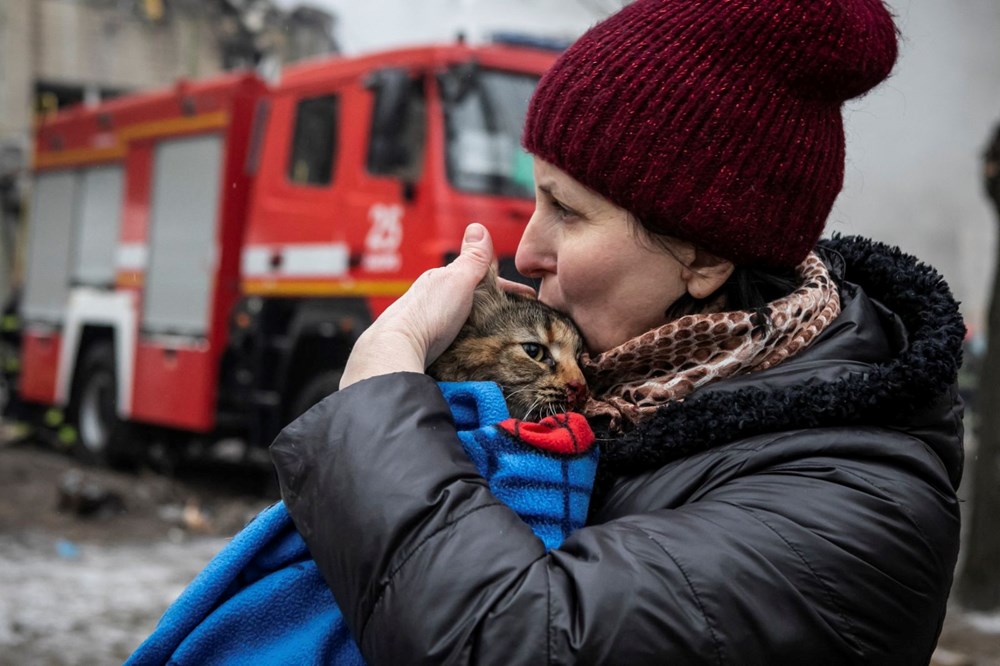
515;158;693;355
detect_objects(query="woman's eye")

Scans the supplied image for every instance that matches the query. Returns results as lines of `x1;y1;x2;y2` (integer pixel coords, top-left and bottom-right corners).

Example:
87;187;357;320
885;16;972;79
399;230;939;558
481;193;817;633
521;343;547;362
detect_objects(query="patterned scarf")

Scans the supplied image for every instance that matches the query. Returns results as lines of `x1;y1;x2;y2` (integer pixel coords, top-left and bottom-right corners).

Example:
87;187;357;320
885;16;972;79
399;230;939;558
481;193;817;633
582;253;840;431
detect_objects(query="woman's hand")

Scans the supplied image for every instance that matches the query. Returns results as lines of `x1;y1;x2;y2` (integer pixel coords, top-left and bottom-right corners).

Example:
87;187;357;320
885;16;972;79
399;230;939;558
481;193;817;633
340;223;499;389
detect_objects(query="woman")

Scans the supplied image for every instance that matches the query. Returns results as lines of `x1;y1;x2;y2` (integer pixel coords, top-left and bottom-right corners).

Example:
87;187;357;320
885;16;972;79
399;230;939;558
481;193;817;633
272;0;965;663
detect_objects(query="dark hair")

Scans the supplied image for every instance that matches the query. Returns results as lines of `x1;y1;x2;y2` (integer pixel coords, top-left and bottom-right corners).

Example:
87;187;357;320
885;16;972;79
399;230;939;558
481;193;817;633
628;214;803;320
664;263;801;320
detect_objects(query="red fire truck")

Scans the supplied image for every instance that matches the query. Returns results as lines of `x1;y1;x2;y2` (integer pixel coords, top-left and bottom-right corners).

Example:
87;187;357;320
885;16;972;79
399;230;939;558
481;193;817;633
16;42;556;464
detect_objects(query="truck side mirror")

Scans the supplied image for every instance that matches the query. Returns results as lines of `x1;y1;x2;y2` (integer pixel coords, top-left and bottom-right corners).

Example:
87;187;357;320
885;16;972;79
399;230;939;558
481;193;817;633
401;180;416;203
438;61;480;104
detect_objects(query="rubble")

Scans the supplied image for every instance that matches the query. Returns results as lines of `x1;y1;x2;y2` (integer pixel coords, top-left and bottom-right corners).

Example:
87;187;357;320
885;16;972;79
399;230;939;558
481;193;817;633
57;469;127;519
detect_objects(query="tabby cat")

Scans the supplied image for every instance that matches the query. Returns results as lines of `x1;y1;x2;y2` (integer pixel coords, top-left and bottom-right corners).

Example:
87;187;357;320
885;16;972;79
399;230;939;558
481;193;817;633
427;270;588;420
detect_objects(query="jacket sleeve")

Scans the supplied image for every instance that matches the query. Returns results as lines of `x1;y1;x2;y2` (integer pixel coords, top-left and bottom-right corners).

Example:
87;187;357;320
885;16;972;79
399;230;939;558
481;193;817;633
271;372;960;665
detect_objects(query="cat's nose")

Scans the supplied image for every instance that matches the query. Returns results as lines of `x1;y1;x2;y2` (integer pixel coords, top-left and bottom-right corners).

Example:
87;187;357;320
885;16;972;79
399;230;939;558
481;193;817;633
565;381;589;410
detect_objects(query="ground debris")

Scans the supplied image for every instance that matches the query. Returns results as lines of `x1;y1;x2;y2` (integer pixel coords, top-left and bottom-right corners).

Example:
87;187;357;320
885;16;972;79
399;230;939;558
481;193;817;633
57;469;127;519
0;436;275;664
932;646;976;666
157;498;215;533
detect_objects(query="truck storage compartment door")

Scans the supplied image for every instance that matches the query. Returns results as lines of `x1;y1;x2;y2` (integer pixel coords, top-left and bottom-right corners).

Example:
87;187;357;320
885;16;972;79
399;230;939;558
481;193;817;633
132;133;223;431
143;134;223;336
19;171;77;404
73;165;124;287
22;171;77;323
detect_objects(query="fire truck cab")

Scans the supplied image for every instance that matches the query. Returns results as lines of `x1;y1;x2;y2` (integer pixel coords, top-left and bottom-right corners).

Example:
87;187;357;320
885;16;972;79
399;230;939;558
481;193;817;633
18;43;556;464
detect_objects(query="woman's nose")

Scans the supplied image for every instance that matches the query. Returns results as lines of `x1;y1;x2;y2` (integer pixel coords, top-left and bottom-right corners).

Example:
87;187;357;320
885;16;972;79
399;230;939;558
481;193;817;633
515;212;554;278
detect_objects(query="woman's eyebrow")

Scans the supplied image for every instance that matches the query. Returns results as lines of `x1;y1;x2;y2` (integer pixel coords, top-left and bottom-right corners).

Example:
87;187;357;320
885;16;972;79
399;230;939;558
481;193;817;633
538;182;574;204
538;182;590;217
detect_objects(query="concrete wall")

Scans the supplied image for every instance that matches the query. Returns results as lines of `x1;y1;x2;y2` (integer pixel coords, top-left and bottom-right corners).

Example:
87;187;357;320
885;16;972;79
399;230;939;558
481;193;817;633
0;0;228;149
306;0;602;55
0;0;34;147
831;0;1000;331
0;0;337;145
33;0;226;93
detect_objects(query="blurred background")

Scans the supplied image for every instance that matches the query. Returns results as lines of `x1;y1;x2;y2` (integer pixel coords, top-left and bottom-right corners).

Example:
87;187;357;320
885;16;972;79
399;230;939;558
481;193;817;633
1;0;997;327
1;0;999;663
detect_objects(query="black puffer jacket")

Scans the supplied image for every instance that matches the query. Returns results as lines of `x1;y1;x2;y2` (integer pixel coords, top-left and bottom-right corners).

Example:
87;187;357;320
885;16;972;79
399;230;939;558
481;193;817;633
272;236;965;665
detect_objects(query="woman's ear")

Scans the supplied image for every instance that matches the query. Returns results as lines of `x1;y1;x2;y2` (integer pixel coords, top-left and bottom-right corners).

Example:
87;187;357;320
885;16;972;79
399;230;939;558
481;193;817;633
682;248;734;299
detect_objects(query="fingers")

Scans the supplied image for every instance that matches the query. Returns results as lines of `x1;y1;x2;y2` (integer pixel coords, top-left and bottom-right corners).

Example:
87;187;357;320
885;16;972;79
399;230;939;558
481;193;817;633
459;223;536;298
450;223;494;286
341;223;503;389
497;277;538;299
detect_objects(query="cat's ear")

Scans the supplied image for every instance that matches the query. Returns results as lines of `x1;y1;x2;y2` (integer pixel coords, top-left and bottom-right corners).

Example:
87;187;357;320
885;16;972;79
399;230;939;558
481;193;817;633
480;265;503;294
469;266;507;326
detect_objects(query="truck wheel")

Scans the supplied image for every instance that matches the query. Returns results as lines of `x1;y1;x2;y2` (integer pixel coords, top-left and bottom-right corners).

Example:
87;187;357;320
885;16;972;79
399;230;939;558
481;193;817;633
71;342;134;468
0;368;9;419
0;340;16;418
287;369;343;424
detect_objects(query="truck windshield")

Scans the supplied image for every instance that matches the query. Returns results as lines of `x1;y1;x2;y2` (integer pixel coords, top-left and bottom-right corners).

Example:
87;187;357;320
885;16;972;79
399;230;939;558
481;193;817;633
442;68;539;199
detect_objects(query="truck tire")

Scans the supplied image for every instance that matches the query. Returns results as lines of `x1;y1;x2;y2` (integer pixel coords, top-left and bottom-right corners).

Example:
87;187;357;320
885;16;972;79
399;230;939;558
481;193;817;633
0;342;12;418
71;342;135;468
287;369;342;424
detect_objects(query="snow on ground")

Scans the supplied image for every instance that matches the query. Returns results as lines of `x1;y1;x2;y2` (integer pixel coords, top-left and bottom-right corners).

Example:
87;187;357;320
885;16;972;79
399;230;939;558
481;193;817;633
0;532;228;665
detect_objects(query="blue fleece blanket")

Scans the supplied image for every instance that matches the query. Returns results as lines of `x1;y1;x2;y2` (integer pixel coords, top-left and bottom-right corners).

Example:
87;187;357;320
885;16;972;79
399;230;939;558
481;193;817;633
126;381;598;666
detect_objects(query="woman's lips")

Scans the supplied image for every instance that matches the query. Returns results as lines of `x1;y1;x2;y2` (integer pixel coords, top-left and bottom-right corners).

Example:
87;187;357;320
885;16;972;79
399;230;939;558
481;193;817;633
536;282;563;311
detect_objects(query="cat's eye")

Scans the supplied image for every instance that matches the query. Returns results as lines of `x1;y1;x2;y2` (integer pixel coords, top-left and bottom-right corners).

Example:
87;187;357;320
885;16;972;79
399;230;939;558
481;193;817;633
521;342;551;365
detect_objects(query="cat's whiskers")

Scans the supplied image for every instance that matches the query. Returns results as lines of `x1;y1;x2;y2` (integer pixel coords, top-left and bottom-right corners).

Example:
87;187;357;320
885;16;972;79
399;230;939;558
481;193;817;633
503;385;536;401
523;396;546;421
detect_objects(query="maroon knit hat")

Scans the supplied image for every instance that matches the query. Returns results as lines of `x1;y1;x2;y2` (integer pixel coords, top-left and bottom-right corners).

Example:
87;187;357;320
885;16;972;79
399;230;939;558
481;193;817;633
522;0;899;268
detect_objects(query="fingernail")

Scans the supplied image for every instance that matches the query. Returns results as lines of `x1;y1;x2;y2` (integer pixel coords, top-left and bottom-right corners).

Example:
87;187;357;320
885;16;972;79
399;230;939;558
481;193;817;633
464;223;485;243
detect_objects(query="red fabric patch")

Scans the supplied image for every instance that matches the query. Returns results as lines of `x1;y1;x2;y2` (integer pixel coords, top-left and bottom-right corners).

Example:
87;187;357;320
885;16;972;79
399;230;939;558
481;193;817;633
497;413;596;456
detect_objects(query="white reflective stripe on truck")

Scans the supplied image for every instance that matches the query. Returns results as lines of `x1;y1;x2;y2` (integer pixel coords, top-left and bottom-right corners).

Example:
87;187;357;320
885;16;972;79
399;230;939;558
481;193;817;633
241;243;351;278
